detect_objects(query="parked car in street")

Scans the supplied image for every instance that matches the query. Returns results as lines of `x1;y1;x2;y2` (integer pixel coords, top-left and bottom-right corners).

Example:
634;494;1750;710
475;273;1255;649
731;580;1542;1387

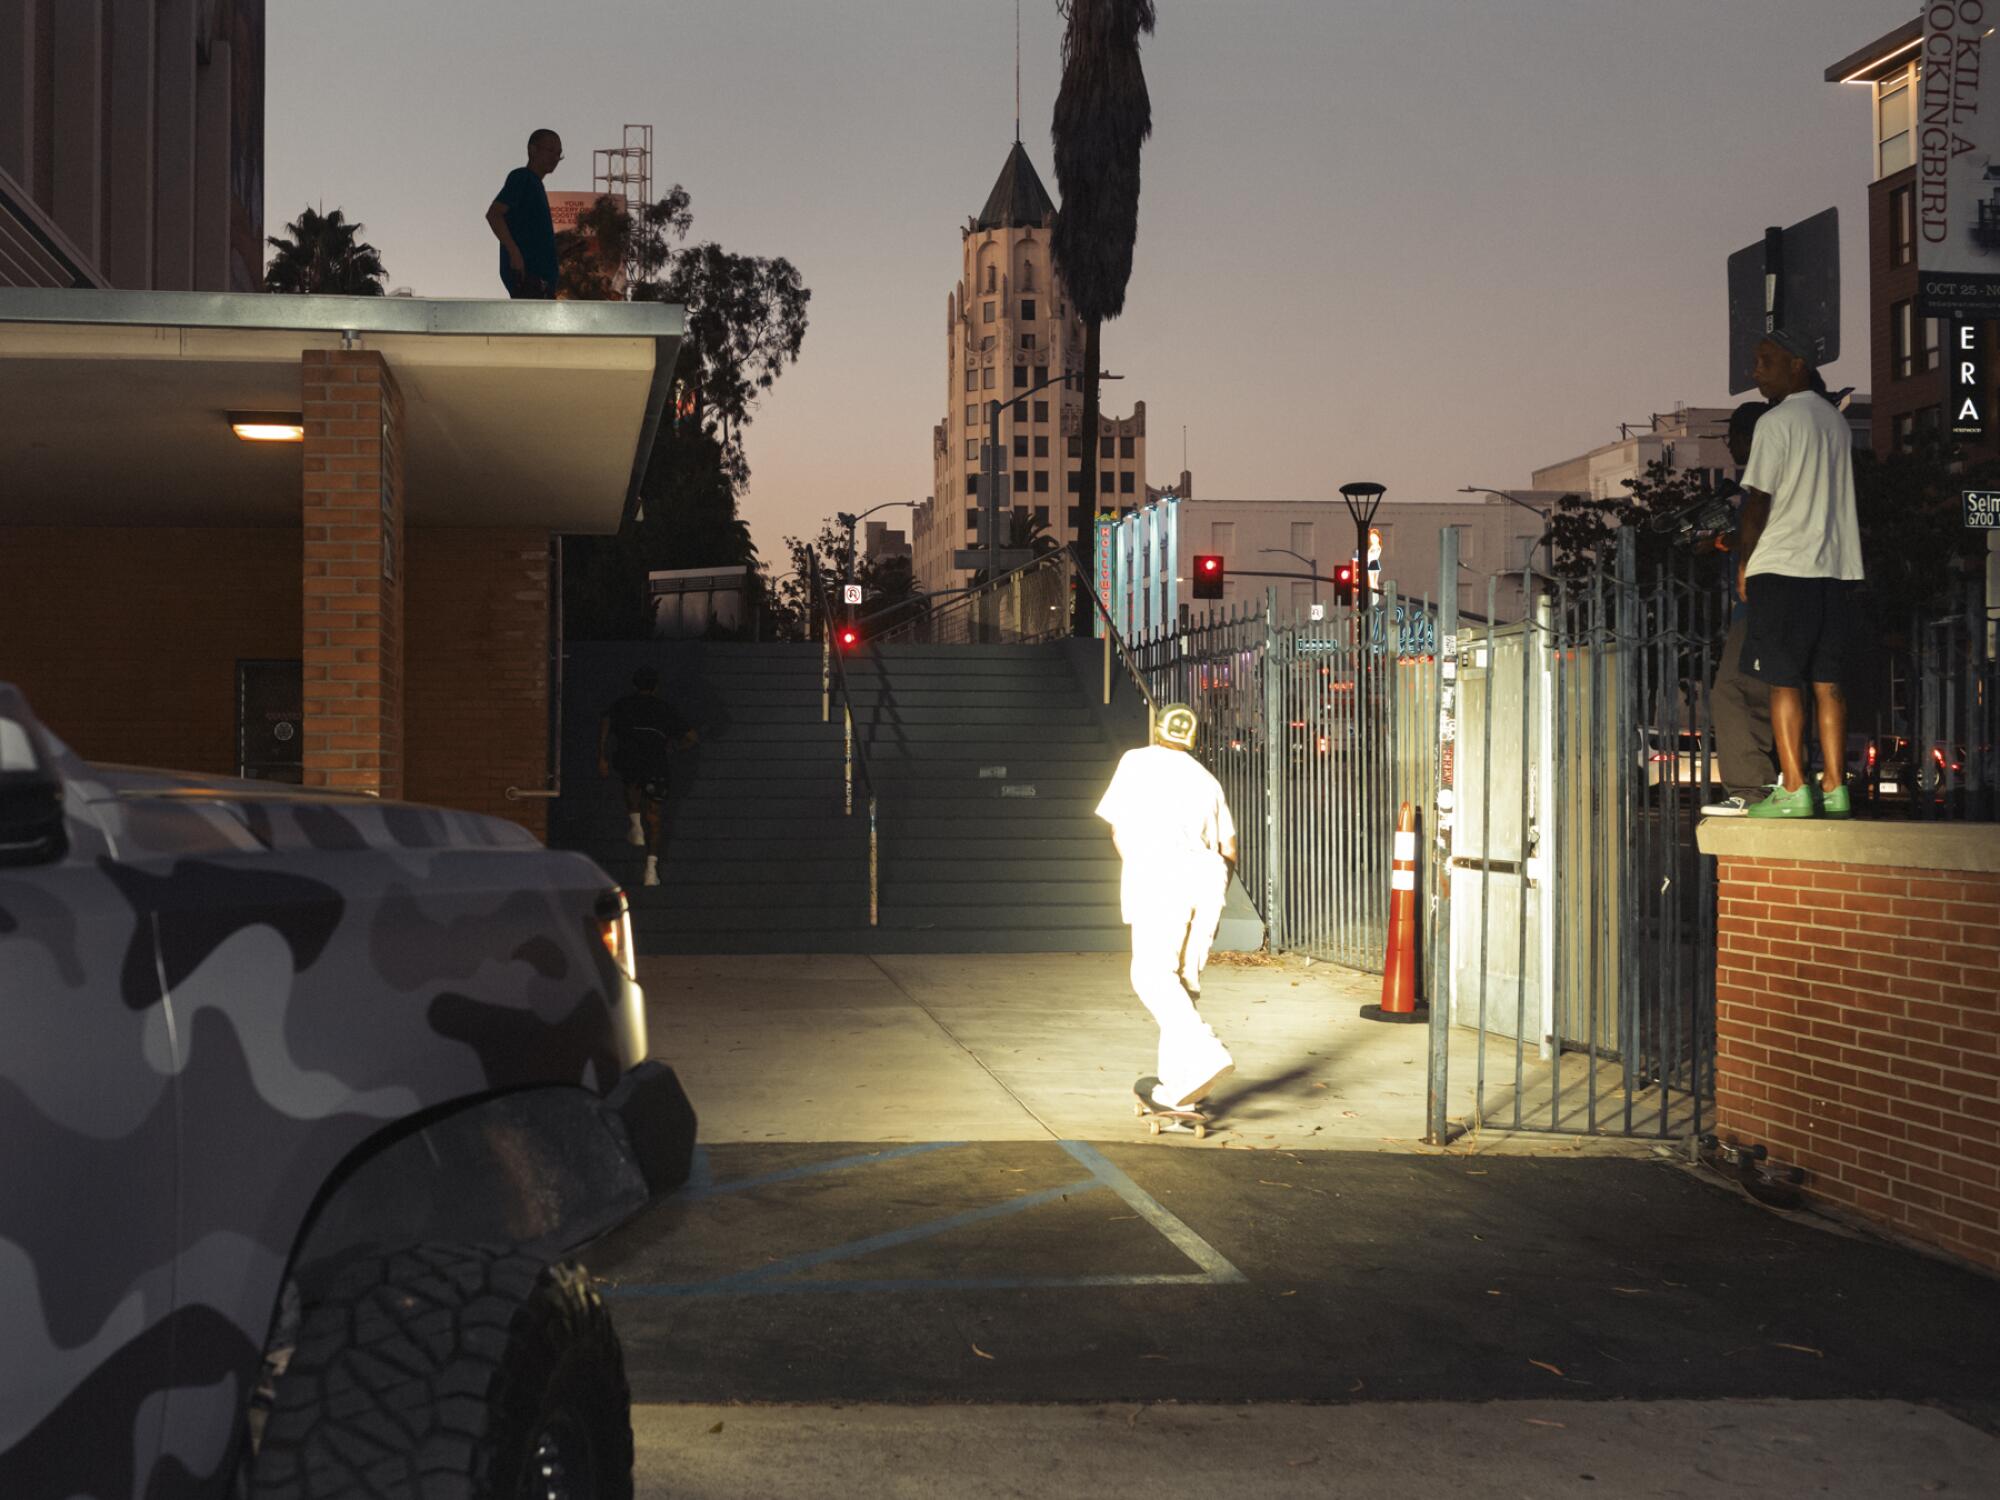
1642;729;1724;790
0;683;696;1500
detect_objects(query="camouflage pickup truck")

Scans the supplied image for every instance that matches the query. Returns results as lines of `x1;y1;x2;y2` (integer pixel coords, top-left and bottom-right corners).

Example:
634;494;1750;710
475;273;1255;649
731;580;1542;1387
0;684;695;1500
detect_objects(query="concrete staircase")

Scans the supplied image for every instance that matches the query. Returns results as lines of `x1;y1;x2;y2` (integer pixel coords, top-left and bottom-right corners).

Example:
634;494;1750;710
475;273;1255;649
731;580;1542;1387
556;640;1139;954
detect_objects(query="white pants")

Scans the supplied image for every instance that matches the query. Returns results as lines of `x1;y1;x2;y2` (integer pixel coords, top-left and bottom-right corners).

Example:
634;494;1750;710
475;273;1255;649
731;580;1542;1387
1129;875;1231;1101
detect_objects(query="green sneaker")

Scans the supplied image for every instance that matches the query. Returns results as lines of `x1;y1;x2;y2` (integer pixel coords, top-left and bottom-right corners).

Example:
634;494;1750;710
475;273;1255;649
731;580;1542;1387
1745;782;1816;819
1818;783;1852;819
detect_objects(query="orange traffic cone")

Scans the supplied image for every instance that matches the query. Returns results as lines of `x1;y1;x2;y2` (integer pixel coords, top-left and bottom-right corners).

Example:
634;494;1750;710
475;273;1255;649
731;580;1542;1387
1361;801;1426;1023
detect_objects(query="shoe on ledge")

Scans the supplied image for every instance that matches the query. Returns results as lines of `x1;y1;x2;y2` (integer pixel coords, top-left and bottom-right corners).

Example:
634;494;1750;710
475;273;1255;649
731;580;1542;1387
1818;783;1852;819
1745;783;1815;819
1701;793;1757;817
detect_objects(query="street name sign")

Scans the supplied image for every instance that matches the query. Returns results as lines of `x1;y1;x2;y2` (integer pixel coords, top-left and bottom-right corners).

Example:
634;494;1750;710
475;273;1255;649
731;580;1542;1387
1965;490;2000;528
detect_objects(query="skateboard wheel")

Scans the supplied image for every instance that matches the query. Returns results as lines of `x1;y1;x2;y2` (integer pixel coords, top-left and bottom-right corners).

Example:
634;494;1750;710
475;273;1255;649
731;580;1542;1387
1134;1101;1147;1117
1148;1118;1161;1135
1194;1123;1207;1139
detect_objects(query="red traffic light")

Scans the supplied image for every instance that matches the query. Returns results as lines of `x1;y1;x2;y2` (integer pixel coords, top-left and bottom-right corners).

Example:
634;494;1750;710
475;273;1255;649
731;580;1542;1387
1192;554;1225;600
1335;564;1354;583
1333;564;1356;606
838;626;859;648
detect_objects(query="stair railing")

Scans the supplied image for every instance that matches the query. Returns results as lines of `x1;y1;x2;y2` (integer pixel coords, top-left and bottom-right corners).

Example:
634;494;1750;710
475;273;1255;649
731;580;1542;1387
1055;545;1157;737
809;557;879;926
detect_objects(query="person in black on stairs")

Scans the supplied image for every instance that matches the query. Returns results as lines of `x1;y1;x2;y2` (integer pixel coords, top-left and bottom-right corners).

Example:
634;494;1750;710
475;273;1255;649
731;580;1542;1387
598;666;697;887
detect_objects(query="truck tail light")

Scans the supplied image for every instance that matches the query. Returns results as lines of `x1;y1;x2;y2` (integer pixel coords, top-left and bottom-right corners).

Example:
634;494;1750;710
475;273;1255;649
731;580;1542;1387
595;889;637;981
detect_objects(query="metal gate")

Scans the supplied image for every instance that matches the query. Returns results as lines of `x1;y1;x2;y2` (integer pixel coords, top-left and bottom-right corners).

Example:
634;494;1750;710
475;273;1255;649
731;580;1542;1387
1448;545;1721;1139
1132;587;1441;974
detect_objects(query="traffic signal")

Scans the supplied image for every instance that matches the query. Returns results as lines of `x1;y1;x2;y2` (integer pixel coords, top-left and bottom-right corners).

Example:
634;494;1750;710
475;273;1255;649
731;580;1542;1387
1192;554;1225;599
1333;564;1356;606
837;625;860;649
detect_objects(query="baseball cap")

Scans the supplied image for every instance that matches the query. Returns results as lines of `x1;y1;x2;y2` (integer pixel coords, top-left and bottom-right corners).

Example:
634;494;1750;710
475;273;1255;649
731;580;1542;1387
1156;704;1198;750
1760;326;1816;365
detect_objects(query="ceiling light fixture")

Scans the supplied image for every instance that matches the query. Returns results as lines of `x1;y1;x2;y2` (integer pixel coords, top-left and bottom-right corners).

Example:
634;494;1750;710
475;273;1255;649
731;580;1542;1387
228;411;304;443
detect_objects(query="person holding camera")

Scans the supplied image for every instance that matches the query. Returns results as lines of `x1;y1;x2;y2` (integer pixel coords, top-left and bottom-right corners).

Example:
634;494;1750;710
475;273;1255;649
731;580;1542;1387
486;129;562;300
1734;330;1865;819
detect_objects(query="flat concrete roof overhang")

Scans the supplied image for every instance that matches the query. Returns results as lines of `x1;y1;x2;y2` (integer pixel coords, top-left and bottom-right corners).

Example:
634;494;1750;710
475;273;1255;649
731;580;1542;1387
0;289;684;532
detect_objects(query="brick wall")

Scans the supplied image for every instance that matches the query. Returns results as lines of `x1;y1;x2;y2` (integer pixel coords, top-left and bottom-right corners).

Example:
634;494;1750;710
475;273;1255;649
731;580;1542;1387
301;349;405;798
403;529;551;839
0;526;299;773
1713;845;2000;1273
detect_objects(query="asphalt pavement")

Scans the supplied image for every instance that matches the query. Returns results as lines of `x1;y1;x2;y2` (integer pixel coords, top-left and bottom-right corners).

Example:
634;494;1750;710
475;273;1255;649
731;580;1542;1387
598;950;2000;1496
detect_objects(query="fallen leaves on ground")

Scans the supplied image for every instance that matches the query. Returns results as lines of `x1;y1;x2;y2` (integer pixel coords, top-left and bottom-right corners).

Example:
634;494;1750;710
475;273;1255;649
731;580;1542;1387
1611;1287;1648;1296
1529;1359;1564;1377
1139;1353;1170;1361
970;1342;995;1360
707;1421;724;1434
1524;1418;1566;1429
1772;1343;1825;1357
1258;1179;1294;1189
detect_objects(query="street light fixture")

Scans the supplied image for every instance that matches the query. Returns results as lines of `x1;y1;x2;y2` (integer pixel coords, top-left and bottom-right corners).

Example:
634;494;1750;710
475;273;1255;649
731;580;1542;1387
1337;482;1386;603
832;499;921;622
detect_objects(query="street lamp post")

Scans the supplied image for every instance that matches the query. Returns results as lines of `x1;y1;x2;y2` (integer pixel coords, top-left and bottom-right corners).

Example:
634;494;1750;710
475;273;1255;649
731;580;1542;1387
1337;482;1387;593
1259;546;1320;606
1458;486;1555;583
833;499;920;626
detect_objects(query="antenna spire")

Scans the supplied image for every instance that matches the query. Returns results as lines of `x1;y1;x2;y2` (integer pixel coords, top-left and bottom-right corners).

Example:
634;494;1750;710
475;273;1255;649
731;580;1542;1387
1015;0;1022;143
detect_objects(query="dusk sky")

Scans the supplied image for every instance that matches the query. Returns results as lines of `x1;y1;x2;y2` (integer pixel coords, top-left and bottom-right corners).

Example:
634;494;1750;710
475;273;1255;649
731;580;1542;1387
268;0;1902;566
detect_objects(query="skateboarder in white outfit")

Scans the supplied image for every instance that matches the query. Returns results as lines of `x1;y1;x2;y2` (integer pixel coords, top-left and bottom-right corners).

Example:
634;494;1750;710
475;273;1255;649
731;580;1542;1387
1095;704;1238;1110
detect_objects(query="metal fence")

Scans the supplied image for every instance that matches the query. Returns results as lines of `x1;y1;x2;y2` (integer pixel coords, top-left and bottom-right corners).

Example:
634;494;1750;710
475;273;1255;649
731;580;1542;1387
871;552;1072;647
1871;578;1998;822
1131;587;1442;973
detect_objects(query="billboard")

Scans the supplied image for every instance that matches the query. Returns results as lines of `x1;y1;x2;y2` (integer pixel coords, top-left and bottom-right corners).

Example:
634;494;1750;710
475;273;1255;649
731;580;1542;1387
1918;4;2000;318
548;191;620;234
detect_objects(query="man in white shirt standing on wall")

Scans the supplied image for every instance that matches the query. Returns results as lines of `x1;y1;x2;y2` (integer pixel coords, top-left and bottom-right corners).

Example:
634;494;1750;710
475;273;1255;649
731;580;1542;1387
1736;328;1866;818
1095;704;1238;1110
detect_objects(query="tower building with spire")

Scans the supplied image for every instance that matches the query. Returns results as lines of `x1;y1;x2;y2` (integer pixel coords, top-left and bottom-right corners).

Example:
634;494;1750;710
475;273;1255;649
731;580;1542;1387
910;142;1151;596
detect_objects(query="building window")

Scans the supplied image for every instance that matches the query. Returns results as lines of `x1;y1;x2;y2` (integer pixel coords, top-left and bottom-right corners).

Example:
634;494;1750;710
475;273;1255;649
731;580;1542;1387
1101;471;1114;492
1120;471;1135;494
1923;315;1942;374
1877;66;1914;178
1034;470;1050;493
966;509;980;529
980;334;995;351
983;300;996;323
984;266;996;293
1067;472;1082;493
965;403;978;426
1034;365;1047;387
1916;405;1942;446
966;476;978;496
1892;411;1915;452
1893;299;1915;379
1020;299;1037;322
1033;435;1048;457
965;439;978;460
1013;365;1027;388
1033;506;1050;526
982;367;995;389
1891;184;1915;268
1101;436;1115;459
1068;436;1083;458
1120;435;1135;459
1069;506;1088;528
965;368;978;392
1020;263;1035;291
1014;470;1029;497
1022;333;1036;350
1013;434;1028;458
1033;400;1048;422
1290;521;1313;553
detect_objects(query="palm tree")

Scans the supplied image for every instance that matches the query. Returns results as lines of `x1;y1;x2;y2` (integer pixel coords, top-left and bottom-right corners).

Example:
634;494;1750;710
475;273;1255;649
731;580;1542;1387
1050;0;1156;528
263;207;388;295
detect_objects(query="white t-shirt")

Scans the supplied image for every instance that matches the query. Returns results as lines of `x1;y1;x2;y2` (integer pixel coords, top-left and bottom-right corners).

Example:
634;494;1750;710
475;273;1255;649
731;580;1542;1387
1095;745;1236;921
1739;390;1864;582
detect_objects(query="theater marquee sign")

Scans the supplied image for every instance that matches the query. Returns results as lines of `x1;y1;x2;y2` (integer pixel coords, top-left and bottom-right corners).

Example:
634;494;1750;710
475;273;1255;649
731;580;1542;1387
1919;3;2000;318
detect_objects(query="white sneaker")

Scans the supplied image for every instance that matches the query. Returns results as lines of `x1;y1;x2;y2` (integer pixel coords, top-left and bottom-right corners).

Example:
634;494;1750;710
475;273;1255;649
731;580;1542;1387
642;856;660;887
626;815;647;847
1168;1040;1235;1108
1700;794;1752;817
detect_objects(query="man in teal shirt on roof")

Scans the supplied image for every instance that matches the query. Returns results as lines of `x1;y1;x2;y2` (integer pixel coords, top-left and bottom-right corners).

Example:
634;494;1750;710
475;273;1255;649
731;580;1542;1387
486;128;562;299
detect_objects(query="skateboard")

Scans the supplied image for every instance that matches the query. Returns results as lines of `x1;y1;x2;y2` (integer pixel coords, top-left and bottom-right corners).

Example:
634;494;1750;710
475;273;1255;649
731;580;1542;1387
1133;1075;1212;1139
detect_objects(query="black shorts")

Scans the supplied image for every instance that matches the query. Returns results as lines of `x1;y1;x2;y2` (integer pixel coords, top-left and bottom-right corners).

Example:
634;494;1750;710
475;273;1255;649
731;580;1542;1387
1741;575;1860;690
613;753;669;802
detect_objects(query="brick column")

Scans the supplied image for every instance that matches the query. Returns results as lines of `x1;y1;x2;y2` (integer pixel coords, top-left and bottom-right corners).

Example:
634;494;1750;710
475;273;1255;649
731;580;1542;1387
301;349;405;798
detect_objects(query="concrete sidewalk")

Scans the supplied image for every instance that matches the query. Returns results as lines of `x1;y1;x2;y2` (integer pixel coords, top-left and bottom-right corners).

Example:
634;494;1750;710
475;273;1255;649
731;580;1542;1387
637;950;1667;1153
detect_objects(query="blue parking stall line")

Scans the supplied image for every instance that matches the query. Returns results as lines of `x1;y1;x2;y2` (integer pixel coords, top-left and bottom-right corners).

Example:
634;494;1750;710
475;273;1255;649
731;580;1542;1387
677;1140;964;1202
608;1177;1103;1298
685;1144;713;1194
1058;1140;1247;1285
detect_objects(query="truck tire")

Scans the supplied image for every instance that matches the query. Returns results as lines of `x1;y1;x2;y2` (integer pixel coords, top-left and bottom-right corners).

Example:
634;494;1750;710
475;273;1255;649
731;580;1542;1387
239;1243;634;1500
